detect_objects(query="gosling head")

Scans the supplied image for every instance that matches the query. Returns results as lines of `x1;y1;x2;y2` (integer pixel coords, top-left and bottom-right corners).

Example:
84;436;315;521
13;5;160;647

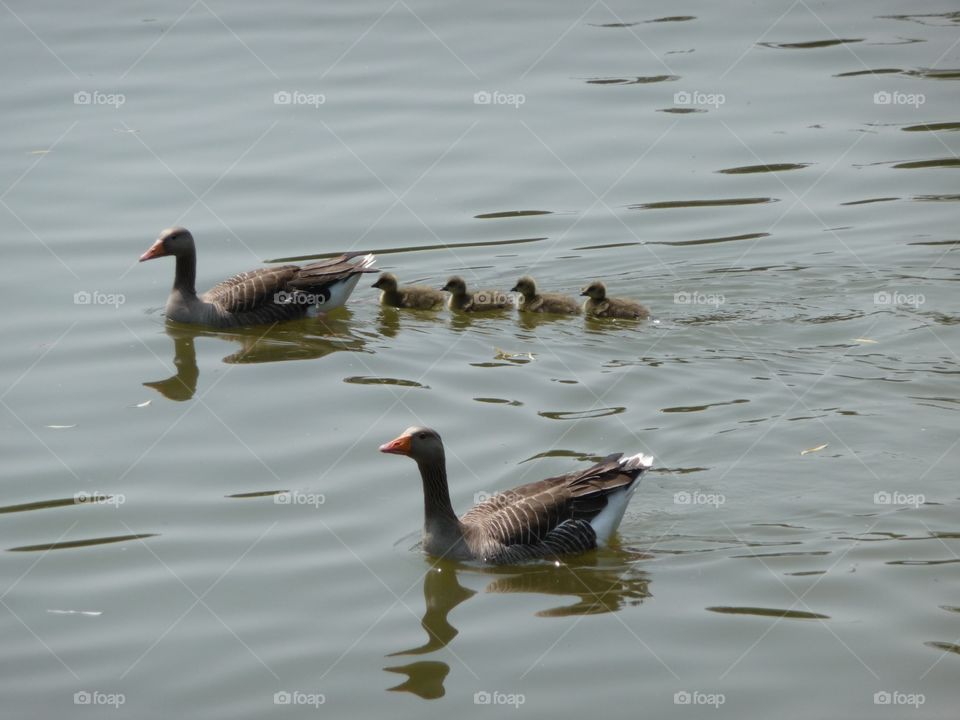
442;276;467;296
510;275;538;299
581;281;607;301
371;272;398;291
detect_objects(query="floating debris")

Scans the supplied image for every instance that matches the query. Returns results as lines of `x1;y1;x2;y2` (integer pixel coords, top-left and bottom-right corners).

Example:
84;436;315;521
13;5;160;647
800;443;829;456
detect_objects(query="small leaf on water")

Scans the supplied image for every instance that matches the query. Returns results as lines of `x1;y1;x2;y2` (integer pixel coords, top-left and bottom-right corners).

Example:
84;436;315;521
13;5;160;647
800;443;828;456
45;424;76;430
47;609;102;616
853;338;878;344
134;400;151;408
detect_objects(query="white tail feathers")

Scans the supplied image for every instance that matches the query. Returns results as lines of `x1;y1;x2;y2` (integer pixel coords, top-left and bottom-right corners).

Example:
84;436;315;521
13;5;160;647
620;453;654;472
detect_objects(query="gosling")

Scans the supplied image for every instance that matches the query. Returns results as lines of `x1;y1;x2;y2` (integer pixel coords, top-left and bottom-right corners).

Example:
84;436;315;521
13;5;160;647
581;280;649;320
511;276;581;315
372;272;445;310
442;276;512;312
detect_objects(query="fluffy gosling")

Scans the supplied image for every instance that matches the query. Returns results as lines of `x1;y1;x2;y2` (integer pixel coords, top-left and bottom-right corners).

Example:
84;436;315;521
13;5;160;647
372;272;445;310
511;276;581;315
581;281;649;320
442;276;512;312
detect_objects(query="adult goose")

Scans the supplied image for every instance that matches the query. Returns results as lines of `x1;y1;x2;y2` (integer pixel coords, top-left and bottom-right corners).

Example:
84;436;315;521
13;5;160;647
139;227;376;328
372;272;446;310
581;280;650;320
379;426;652;564
442;276;511;312
511;275;581;315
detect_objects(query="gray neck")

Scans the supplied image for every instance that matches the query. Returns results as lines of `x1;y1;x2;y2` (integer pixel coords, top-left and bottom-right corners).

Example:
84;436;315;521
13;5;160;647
416;455;463;545
173;249;197;297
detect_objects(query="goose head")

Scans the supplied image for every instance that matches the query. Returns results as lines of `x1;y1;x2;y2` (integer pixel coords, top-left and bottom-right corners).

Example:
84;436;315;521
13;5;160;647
140;226;195;262
371;272;399;291
379;426;445;464
441;276;467;296
581;280;607;301
510;275;537;299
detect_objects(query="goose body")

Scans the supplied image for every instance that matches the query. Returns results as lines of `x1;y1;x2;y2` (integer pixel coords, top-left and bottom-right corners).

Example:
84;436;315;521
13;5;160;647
140;227;376;328
511;275;581;315
581;280;649;320
372;273;446;310
442;276;512;312
380;427;652;564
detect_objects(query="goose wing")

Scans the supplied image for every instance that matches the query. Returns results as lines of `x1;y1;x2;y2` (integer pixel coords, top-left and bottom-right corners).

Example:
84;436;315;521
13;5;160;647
204;253;374;315
204;265;301;314
460;453;638;551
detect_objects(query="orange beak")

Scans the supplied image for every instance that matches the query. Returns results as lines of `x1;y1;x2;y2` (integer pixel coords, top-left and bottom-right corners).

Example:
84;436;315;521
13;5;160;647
379;433;412;455
139;238;167;262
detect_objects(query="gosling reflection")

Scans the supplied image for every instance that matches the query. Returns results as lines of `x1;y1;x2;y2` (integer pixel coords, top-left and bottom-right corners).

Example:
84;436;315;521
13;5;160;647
143;314;367;401
385;556;651;699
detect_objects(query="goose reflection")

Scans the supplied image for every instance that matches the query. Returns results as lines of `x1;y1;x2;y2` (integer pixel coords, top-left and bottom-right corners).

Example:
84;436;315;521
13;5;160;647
385;554;651;699
143;312;368;401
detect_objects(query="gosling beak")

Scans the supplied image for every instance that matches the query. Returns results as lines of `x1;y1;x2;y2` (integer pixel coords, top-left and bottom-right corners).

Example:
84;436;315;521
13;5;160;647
379;433;412;455
139;238;167;262
510;285;519;293
371;280;381;288
580;288;589;296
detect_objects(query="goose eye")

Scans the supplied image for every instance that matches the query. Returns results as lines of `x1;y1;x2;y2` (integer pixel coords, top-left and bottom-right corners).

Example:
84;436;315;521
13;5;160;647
417;433;427;440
